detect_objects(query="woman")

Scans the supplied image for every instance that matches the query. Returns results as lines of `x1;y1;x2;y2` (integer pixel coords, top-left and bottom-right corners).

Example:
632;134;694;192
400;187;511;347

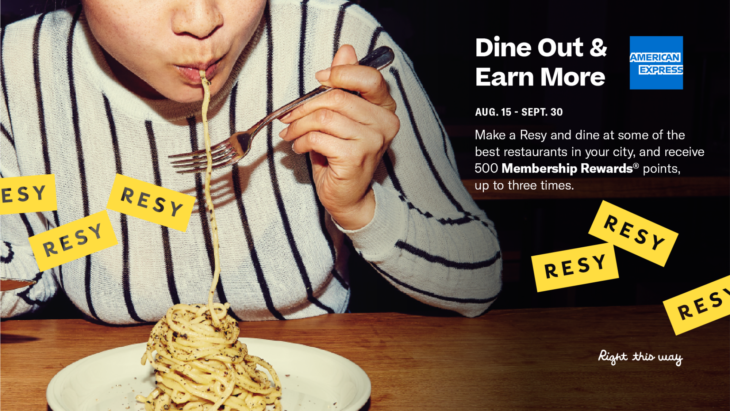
0;0;501;323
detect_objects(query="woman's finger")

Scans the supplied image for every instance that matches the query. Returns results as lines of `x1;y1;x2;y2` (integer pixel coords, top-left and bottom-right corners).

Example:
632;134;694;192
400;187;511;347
330;44;358;67
312;45;359;83
280;108;381;149
317;64;396;111
280;88;391;127
291;131;351;159
292;129;383;171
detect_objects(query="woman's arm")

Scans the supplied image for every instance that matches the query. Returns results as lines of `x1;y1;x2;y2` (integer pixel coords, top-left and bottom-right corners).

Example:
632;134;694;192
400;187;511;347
280;42;501;317
345;48;502;317
0;31;60;317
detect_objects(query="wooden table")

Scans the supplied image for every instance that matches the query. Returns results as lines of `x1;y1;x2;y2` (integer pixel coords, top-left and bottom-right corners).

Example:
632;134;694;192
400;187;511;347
2;306;728;410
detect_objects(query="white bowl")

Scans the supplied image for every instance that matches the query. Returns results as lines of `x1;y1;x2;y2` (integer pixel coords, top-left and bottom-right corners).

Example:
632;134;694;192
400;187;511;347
47;338;371;411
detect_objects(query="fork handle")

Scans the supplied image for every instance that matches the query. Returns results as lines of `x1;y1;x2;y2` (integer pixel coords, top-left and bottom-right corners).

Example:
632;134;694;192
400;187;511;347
262;46;396;124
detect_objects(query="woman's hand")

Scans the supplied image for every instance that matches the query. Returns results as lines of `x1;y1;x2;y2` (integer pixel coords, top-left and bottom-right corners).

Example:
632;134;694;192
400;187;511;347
279;45;400;230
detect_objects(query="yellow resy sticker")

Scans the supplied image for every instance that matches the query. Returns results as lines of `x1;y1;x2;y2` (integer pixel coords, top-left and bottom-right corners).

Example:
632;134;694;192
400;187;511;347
0;174;57;215
663;275;730;335
532;243;619;292
589;201;677;266
106;174;195;232
29;210;117;271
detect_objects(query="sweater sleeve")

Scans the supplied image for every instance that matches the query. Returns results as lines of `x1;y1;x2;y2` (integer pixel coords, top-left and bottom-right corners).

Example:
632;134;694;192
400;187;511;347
0;27;60;318
336;34;502;317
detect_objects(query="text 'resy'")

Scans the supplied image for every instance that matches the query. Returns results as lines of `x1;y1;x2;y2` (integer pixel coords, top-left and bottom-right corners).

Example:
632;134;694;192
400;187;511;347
106;174;195;232
589;201;677;266
29;210;117;271
532;243;619;292
663;275;730;335
0;174;57;215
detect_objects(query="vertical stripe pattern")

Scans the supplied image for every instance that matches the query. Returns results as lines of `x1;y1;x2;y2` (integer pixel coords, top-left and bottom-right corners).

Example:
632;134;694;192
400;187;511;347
65;7;100;321
33;14;51;176
228;83;285;320
333;1;355;57
367;26;383;55
1;123;13;147
298;1;347;290
401;56;454;169
104;97;144;321
145;121;180;307
266;6;334;314
298;0;309;97
0;28;12;134
231;166;285;320
34;12;67;297
18;214;35;239
389;67;465;213
388;67;494;234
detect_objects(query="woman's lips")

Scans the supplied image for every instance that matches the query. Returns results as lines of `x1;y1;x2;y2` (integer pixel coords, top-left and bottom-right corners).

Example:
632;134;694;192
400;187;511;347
176;59;221;83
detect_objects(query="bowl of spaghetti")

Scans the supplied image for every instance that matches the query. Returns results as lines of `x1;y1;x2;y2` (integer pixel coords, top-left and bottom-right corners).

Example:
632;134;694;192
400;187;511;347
46;337;371;411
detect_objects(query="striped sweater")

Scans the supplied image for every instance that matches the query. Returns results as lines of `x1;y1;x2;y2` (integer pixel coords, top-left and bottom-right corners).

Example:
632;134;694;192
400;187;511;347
0;0;501;324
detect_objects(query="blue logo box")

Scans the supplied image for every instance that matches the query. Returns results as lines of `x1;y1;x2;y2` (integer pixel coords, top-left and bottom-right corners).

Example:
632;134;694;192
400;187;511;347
629;36;683;90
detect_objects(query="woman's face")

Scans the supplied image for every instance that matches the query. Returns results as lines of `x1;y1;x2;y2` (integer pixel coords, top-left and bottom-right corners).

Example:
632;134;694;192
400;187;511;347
83;0;266;103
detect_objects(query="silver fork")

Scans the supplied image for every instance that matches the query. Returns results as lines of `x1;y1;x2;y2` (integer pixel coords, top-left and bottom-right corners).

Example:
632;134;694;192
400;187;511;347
170;46;396;174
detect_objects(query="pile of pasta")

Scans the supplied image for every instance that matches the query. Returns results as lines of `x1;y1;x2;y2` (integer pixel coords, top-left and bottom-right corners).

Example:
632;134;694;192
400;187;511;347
136;71;282;411
136;303;282;411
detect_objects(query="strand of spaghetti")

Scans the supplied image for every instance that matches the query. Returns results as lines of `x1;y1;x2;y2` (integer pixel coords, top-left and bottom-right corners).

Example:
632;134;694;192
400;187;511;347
136;73;282;411
199;70;222;326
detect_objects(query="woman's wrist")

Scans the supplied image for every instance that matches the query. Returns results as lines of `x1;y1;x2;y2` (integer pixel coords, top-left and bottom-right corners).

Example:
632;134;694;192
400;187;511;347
328;187;376;231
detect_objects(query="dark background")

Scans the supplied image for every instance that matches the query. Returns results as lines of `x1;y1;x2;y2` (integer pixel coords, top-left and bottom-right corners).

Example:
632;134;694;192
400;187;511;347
2;0;729;319
354;0;729;313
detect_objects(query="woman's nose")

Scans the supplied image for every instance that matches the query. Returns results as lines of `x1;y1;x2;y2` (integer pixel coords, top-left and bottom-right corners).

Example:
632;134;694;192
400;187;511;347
172;0;223;39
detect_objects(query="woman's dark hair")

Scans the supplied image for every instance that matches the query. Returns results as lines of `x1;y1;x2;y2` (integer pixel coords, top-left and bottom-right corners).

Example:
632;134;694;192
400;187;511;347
2;0;82;28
